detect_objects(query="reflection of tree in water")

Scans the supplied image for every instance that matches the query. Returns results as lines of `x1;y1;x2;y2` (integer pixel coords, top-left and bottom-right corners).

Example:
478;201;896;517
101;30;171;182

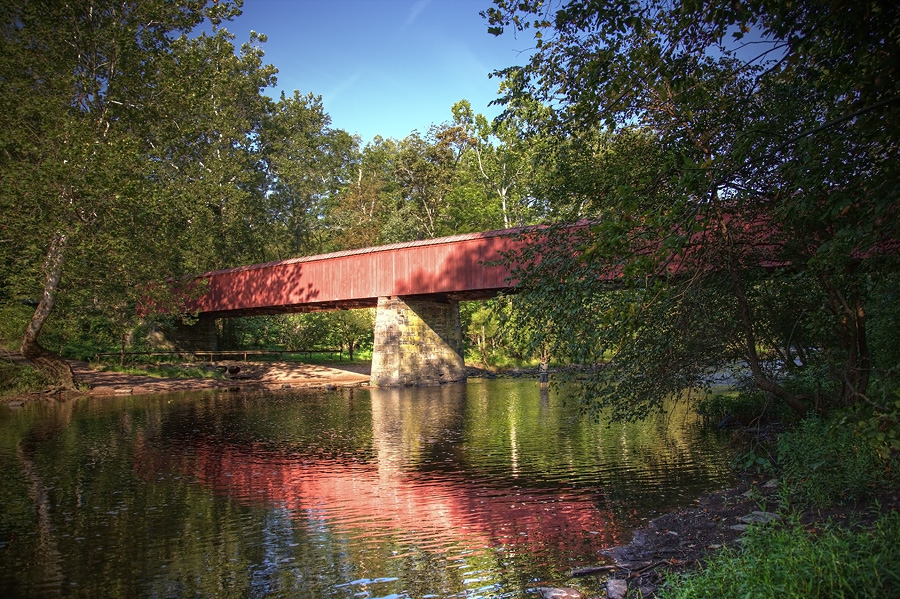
15;401;75;595
0;382;733;598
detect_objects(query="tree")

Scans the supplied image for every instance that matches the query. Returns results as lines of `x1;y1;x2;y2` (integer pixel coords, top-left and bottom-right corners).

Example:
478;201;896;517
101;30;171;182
324;136;403;250
145;26;279;273
0;0;277;386
484;0;900;417
325;309;375;361
449;97;550;229
262;91;355;257
393;131;461;239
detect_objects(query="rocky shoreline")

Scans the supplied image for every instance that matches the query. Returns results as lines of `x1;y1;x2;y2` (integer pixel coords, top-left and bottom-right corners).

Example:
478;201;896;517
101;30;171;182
7;361;535;404
583;480;773;598
2;358;373;406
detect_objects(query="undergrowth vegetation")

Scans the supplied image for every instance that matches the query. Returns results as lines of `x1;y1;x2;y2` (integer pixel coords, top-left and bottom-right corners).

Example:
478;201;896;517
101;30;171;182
695;390;796;428
0;360;54;399
94;363;225;380
667;390;900;599
725;409;899;509
659;511;900;599
776;416;895;508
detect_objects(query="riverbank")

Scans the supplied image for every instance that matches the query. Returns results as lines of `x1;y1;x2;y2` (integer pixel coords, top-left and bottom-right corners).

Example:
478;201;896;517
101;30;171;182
6;359;532;402
576;453;900;598
76;359;372;396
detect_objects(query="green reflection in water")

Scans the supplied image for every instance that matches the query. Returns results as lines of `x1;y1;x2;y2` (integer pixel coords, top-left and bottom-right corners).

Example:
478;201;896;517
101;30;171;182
0;380;733;598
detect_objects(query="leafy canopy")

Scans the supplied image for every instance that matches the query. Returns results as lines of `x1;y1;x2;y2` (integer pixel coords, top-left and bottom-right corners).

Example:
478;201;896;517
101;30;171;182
484;0;900;418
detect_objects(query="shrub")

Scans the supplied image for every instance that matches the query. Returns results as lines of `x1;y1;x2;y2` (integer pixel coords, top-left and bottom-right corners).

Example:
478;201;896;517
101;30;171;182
776;416;890;507
696;390;793;428
850;390;900;461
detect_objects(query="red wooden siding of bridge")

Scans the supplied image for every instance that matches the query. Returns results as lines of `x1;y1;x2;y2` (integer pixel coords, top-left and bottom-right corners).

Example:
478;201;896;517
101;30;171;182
184;227;528;317
180;215;840;319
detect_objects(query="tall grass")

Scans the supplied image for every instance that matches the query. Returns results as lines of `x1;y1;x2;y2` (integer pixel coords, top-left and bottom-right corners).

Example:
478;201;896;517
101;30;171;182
776;416;893;507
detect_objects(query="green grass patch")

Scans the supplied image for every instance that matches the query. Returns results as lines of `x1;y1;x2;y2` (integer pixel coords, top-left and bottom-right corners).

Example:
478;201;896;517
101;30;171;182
659;511;900;599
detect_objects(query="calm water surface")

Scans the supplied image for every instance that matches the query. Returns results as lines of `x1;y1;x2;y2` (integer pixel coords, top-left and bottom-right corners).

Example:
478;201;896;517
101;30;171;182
0;379;733;598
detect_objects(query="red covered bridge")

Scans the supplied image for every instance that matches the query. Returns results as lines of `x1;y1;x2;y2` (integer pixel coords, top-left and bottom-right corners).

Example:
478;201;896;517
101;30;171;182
185;227;527;317
180;227;532;387
174;216;799;387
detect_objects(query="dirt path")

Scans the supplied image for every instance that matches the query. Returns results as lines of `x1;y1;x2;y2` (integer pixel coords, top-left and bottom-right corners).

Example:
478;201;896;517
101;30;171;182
70;359;371;397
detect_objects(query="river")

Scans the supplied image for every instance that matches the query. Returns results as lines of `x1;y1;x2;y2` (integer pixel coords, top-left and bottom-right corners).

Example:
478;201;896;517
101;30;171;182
0;379;732;598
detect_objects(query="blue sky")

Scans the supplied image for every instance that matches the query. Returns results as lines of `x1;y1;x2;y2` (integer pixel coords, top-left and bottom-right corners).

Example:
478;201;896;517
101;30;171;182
228;0;532;144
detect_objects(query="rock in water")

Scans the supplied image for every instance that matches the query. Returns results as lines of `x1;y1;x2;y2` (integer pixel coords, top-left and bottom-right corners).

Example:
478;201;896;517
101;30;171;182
606;579;628;599
533;587;585;599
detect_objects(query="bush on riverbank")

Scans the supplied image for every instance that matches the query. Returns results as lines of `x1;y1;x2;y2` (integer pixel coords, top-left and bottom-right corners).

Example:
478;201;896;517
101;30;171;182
776;415;895;507
695;390;796;428
658;511;900;599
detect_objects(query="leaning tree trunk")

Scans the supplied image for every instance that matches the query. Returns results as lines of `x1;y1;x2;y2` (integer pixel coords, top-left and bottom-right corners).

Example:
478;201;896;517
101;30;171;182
20;232;76;389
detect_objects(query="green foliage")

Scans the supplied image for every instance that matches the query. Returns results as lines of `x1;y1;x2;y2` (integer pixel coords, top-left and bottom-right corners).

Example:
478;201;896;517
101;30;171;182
448;97;551;229
659;511;900;599
223;311;374;360
0;303;30;350
484;0;900;418
850;393;900;461
505;221;748;421
867;273;900;380
461;300;507;366
733;447;776;477
0;361;54;398
696;390;794;428
262;91;356;257
0;0;290;380
775;416;893;507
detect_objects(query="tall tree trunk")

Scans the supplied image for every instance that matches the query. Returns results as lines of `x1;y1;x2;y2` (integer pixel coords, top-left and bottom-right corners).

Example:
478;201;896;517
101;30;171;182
728;261;808;415
20;232;76;389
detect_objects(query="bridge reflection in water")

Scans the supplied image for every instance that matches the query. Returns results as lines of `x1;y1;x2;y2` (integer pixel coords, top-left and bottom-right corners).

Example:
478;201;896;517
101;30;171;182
0;379;734;598
139;385;622;564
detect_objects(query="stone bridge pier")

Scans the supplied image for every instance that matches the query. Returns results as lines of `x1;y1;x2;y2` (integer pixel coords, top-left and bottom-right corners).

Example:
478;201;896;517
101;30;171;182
370;296;466;386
